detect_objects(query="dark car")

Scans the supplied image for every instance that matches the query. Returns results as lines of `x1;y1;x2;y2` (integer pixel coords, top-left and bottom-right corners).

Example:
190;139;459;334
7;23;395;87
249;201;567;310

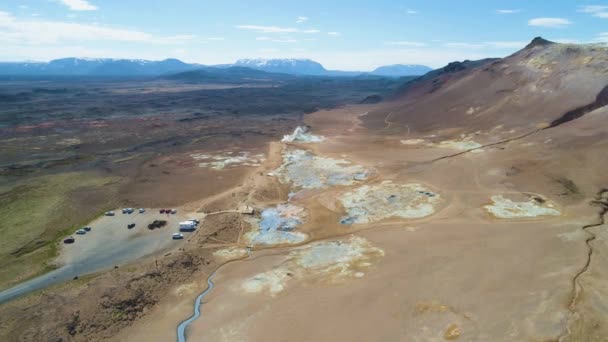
63;236;75;244
127;223;136;229
160;209;166;214
83;226;92;232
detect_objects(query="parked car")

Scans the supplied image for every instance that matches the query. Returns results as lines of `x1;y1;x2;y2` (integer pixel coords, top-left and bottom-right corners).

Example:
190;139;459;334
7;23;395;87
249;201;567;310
83;226;92;232
171;209;177;214
179;220;197;232
127;223;136;229
105;211;115;216
63;236;75;244
139;208;145;213
172;233;184;240
76;229;87;235
160;209;166;214
127;208;134;214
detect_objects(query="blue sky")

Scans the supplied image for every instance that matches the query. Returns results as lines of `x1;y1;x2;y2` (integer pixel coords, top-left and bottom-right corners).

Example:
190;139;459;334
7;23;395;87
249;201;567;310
0;0;606;70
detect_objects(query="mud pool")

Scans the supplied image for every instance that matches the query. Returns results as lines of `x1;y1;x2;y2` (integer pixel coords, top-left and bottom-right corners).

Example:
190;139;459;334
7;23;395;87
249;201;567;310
339;181;441;224
271;149;369;189
191;151;265;170
400;138;426;145
213;247;249;261
400;137;483;152
437;138;482;150
241;236;384;296
244;203;308;246
484;194;561;218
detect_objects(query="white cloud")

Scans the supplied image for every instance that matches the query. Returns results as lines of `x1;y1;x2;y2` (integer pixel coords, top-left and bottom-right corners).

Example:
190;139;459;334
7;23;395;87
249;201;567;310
554;38;583;44
384;41;426;47
497;9;520;14
255;36;296;43
207;37;225;41
528;18;572;28
237;25;319;34
577;5;608;18
406;9;417;15
272;38;297;43
578;5;608;13
19;5;28;10
296;16;308;24
236;25;298;33
327;31;341;36
0;11;195;45
58;0;98;11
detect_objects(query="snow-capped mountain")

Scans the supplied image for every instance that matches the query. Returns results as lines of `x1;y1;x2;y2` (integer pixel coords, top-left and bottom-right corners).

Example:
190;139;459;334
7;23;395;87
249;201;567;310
370;64;433;77
234;58;327;75
233;59;431;77
0;58;200;76
0;57;432;78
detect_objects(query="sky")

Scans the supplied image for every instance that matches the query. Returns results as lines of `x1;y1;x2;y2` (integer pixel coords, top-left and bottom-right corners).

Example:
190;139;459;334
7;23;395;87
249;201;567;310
0;0;606;70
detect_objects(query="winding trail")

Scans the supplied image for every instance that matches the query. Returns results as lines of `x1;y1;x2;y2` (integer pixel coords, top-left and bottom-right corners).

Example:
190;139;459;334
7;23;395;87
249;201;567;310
558;189;608;341
177;270;217;342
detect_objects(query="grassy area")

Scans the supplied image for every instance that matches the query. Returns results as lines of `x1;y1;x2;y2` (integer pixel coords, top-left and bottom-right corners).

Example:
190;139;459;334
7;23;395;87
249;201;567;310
0;172;121;290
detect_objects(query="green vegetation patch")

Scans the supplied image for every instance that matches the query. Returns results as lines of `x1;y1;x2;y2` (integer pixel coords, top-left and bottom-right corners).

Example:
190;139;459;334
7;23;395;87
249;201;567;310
0;172;121;290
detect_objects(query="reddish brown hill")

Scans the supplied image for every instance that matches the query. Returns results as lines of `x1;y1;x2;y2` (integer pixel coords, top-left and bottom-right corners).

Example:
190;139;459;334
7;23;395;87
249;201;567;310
362;38;608;139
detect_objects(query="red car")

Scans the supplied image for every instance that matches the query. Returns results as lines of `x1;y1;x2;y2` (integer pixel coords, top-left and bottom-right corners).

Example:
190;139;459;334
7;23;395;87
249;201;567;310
160;209;165;214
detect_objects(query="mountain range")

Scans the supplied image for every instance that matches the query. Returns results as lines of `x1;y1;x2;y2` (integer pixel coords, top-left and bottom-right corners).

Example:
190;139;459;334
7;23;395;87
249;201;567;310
232;59;432;77
0;58;200;76
0;57;432;78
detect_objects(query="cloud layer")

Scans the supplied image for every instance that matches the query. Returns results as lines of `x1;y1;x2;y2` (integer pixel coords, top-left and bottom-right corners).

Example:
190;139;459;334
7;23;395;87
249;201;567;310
528;18;572;28
59;0;98;11
0;11;193;45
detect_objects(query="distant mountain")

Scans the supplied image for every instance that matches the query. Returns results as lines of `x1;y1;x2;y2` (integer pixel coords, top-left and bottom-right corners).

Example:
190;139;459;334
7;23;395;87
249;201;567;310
164;66;295;84
232;58;432;77
0;58;200;76
0;57;433;78
371;64;432;77
234;58;327;75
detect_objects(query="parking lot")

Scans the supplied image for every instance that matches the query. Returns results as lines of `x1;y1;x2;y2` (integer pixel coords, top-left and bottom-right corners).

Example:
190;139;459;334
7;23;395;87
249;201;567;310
0;208;201;304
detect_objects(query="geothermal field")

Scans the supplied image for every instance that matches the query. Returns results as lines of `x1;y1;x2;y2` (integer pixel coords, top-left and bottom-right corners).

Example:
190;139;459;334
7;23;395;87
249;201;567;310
2;38;608;342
